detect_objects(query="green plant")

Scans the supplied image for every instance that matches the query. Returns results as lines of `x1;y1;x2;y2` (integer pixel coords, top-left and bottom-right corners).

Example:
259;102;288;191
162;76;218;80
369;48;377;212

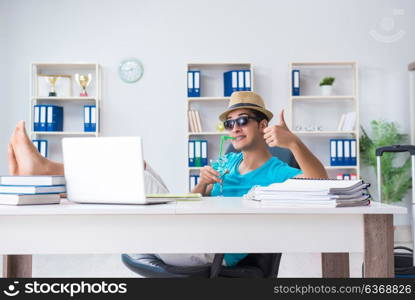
319;77;335;86
360;120;412;203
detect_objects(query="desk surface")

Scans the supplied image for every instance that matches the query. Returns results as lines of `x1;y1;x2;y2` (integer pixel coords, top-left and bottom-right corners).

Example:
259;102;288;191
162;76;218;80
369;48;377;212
0;197;407;216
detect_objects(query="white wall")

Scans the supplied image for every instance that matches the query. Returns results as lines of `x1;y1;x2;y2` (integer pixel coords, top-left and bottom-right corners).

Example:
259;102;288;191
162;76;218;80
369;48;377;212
0;0;414;277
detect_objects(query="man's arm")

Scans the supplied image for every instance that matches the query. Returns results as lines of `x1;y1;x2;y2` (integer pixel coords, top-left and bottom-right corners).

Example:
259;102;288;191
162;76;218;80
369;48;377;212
289;139;328;179
191;183;213;196
191;166;220;196
264;110;328;179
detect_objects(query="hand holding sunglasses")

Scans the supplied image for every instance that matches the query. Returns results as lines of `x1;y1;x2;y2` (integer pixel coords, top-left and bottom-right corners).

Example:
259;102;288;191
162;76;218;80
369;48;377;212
263;110;300;149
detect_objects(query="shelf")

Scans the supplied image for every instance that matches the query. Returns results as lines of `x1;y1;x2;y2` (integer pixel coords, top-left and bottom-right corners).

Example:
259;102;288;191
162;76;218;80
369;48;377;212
31;131;97;136
32;62;99;69
188;97;230;102
187;62;251;68
292;131;356;136
291;61;356;67
188;167;202;170
291;95;355;101
325;166;358;170
188;132;228;136
32;97;97;101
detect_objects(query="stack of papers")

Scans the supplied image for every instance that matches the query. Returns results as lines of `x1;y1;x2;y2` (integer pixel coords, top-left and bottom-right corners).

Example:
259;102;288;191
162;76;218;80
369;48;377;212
244;179;371;207
0;176;65;205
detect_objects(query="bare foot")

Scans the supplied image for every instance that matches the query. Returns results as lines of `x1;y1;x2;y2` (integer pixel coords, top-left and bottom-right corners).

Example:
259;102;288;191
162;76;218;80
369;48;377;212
9;121;64;175
7;144;18;175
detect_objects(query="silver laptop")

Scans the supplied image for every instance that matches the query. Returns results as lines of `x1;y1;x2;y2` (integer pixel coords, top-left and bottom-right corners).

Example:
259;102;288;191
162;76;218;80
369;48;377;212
62;137;172;204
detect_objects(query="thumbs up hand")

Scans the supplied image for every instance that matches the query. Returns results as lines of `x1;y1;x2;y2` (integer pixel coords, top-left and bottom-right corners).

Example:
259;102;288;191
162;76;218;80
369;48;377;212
263;110;299;149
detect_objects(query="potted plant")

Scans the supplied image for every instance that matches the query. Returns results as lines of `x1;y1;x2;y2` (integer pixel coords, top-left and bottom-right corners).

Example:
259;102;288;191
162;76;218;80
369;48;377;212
319;76;335;96
360;120;412;203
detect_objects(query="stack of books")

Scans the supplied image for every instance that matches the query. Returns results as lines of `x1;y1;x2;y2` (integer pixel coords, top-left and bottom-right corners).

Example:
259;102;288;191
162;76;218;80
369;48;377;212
244;178;371;208
0;176;66;205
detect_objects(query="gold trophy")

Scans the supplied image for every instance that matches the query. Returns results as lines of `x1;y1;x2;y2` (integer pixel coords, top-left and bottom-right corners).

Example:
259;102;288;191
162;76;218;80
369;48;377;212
46;76;59;97
75;73;92;97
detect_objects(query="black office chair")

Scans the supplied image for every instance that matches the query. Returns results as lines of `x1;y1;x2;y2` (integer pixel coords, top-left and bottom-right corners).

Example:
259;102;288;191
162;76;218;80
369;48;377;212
121;145;299;278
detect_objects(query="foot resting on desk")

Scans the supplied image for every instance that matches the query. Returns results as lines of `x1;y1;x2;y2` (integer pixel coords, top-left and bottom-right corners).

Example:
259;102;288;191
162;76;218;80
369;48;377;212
8;121;64;176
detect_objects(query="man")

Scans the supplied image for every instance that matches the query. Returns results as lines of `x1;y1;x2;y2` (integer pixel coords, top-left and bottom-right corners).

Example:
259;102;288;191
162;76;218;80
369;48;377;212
158;91;328;267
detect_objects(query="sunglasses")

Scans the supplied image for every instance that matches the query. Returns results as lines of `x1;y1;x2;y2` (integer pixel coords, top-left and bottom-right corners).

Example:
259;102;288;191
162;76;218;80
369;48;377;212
223;116;261;130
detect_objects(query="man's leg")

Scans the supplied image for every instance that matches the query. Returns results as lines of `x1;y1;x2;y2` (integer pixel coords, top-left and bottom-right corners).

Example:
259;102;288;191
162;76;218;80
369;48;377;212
9;121;64;175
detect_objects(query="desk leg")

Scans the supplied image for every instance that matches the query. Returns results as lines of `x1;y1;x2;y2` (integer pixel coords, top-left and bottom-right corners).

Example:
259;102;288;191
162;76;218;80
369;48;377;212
364;214;394;278
321;253;350;277
3;255;32;278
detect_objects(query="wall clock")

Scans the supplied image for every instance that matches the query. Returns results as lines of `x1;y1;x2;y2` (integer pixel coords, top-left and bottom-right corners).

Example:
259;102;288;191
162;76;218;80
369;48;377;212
119;58;144;83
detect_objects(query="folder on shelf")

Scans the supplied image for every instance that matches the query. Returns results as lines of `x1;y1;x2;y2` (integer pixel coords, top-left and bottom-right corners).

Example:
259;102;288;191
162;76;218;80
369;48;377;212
337;139;344;166
39;105;47;131
244;70;251;91
84;105;91;132
351;139;357;166
33;105;40;131
91;105;97;132
201;140;208;166
188;140;195;167
344;139;351;165
46;105;63;131
189;110;198;132
187;71;194;97
330;139;337;166
32;139;48;157
237;70;244;91
224;70;238;96
189;175;197;192
193;71;200;97
188;111;196;132
292;70;300;96
194;140;202;167
194;110;203;132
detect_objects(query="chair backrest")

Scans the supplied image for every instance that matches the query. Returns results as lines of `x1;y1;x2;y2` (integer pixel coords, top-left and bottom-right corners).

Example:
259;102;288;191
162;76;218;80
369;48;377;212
225;144;299;168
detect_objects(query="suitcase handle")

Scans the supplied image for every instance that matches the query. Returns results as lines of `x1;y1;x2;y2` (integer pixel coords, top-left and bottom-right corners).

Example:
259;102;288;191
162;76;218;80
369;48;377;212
376;145;415;156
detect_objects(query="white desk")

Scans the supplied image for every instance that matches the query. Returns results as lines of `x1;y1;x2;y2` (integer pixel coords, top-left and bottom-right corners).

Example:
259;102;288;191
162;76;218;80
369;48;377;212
0;197;406;278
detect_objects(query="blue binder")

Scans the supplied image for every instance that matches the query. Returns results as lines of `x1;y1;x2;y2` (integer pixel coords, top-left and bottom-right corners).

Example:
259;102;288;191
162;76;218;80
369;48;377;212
337;139;344;166
224;70;238;96
33;105;40;131
187;71;200;97
188;140;195;167
84;105;91;132
237;70;244;91
201;140;208;166
350;139;357;165
187;71;193;97
330;139;337;166
32;139;48;157
343;139;351;165
292;70;300;96
46;105;63;131
193;71;200;97
39;105;47;131
90;105;97;132
244;70;251;91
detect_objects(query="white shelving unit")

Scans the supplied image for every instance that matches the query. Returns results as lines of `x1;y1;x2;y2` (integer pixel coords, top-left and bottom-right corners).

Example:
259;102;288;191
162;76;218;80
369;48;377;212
409;61;415;144
186;62;254;191
288;61;360;178
30;62;101;161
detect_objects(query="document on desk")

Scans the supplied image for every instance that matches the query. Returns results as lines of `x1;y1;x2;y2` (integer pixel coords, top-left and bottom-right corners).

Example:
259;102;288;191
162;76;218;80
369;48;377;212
244;179;371;207
146;193;202;201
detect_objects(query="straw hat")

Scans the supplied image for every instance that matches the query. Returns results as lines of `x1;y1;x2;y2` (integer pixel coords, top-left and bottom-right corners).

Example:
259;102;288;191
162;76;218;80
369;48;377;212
219;91;273;121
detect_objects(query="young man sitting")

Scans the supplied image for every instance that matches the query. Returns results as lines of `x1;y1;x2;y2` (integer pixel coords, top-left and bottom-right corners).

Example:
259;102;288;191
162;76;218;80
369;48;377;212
157;91;327;267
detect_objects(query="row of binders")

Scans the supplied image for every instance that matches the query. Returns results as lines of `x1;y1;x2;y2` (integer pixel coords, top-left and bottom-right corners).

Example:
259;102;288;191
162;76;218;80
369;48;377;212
32;139;48;157
189;174;200;191
188;110;203;132
0;175;66;205
224;70;251;96
84;105;97;132
187;70;252;97
188;140;208;167
33;105;63;131
244;178;371;208
330;139;357;166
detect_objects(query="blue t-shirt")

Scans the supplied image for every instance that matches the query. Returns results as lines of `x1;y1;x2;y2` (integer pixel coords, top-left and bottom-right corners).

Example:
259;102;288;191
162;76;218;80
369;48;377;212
211;152;302;266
